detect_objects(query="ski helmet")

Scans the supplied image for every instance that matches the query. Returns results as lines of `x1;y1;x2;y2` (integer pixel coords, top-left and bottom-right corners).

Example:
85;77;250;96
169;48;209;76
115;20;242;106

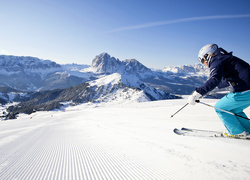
198;44;218;64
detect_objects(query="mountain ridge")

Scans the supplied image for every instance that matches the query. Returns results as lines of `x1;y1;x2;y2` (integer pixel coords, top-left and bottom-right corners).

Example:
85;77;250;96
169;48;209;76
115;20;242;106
6;73;177;117
0;53;208;94
0;53;212;118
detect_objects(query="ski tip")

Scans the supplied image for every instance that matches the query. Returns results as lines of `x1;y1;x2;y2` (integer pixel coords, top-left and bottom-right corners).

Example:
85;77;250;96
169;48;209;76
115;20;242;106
173;128;179;133
181;127;193;131
173;128;186;135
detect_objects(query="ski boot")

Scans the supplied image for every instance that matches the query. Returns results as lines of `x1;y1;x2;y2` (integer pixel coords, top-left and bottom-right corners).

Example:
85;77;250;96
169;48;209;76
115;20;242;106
223;130;249;138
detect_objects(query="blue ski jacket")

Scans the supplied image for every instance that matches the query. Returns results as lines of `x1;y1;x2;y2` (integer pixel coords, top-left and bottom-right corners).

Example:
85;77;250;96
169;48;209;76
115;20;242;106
196;48;250;96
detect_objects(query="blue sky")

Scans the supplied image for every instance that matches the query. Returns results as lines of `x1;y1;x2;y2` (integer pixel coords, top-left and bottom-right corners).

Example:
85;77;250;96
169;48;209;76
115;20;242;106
1;0;250;68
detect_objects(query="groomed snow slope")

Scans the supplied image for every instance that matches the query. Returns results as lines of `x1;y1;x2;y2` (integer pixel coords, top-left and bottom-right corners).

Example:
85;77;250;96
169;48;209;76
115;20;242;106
1;98;250;179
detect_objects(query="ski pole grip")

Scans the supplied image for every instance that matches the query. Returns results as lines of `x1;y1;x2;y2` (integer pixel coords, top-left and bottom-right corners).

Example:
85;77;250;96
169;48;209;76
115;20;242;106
195;100;200;103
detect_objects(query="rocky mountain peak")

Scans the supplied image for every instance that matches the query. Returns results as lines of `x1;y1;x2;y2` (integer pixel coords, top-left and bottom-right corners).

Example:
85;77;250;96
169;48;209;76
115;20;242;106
123;59;151;75
91;53;122;73
90;53;152;77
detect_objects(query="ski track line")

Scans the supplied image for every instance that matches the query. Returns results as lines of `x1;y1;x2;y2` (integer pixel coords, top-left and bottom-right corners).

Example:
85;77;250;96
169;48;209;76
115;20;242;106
1;123;188;179
1;112;249;179
0;117;189;180
0;119;168;180
0;118;56;147
0;125;47;179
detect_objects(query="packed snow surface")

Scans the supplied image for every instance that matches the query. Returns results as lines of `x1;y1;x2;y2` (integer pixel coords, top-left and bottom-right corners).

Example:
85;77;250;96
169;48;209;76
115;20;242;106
1;98;250;179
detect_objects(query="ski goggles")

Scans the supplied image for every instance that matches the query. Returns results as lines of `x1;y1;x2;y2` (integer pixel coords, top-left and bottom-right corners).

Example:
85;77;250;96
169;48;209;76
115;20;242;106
199;54;208;64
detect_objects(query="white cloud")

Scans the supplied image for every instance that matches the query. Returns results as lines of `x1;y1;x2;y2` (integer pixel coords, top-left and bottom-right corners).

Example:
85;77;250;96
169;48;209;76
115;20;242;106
108;14;250;32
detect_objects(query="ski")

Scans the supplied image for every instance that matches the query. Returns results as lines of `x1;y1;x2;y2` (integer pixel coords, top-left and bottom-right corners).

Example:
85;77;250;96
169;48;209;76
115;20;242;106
173;128;222;137
173;127;250;140
181;127;222;134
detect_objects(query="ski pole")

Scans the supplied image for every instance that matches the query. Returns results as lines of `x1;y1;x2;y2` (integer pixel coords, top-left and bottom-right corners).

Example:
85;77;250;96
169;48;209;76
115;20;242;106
170;103;189;118
195;100;250;121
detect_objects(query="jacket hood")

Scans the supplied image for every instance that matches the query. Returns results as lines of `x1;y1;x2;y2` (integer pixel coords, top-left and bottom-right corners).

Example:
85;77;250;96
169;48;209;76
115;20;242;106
208;48;232;67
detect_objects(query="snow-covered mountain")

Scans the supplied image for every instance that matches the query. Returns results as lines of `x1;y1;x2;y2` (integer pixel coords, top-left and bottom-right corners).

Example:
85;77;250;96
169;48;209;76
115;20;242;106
0;53;209;96
163;64;209;76
7;73;176;117
88;73;175;103
0;53;211;112
0;55;88;91
0;55;62;75
62;63;90;71
82;53;209;95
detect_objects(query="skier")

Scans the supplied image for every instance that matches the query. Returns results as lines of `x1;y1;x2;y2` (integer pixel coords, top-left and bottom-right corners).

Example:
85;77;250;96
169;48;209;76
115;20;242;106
187;44;250;138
